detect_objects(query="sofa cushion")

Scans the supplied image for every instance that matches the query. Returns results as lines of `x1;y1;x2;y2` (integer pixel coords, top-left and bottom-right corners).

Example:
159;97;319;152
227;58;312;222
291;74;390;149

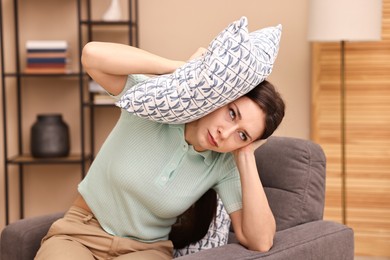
116;17;282;124
0;212;64;260
254;136;326;231
177;221;354;259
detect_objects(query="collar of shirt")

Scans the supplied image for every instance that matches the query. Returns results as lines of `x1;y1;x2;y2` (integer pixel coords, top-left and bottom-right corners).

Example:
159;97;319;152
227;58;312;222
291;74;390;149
169;123;216;166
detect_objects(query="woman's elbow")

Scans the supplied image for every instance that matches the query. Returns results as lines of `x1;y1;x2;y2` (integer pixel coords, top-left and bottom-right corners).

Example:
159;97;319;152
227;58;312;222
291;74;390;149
81;42;99;70
251;237;274;253
238;232;275;252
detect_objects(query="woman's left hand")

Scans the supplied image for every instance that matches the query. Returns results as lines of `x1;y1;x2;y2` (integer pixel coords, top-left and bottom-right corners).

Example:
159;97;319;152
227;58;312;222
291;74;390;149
232;139;267;159
229;137;275;252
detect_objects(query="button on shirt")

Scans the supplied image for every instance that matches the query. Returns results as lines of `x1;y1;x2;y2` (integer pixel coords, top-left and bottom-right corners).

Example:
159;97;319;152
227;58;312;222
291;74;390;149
78;75;242;242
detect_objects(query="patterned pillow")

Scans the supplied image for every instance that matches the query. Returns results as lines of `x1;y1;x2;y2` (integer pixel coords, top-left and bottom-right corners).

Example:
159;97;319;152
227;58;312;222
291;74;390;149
173;196;231;258
116;16;282;123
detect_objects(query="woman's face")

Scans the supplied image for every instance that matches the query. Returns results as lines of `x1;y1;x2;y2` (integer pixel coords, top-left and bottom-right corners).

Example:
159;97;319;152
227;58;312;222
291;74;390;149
185;96;266;153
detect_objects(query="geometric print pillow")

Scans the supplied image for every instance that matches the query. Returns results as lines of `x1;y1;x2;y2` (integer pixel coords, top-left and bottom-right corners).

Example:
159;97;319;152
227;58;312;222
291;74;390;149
116;17;282;124
172;196;232;258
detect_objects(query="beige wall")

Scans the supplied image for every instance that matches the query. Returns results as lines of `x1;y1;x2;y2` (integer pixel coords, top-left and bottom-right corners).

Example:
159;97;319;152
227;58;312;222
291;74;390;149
138;0;311;138
0;0;311;230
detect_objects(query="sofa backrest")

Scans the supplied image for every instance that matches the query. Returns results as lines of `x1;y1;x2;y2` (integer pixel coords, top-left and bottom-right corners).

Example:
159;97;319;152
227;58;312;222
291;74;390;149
255;136;326;231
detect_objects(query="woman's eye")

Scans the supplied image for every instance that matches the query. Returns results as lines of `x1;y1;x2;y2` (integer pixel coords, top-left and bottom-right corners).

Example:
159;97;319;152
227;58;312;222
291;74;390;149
239;131;248;141
229;109;236;120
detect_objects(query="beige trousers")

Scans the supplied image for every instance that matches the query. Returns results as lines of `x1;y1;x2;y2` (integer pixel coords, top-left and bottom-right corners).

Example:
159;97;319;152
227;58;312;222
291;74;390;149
35;206;173;260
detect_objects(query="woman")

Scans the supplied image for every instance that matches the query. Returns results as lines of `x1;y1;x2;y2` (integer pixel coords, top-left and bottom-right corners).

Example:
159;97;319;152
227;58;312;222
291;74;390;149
35;42;285;260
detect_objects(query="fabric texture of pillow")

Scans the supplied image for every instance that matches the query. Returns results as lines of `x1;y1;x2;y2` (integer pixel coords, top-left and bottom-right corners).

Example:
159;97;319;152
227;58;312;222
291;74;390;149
116;16;282;124
172;196;231;258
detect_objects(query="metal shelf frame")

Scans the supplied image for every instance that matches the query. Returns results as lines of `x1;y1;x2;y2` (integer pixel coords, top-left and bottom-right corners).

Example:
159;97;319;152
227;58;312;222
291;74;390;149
1;0;138;225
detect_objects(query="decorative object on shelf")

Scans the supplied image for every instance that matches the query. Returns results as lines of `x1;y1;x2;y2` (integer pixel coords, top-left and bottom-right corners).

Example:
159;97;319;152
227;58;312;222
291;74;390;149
89;80;106;93
102;0;122;21
30;114;70;158
89;80;114;104
307;0;382;225
93;94;115;105
25;40;69;74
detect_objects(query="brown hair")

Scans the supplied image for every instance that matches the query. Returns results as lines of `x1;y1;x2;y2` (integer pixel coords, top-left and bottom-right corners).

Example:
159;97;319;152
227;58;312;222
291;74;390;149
169;189;217;249
245;80;285;140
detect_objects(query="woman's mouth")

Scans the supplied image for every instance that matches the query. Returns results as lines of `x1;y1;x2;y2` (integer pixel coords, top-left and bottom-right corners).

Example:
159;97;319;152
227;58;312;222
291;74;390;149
208;131;218;147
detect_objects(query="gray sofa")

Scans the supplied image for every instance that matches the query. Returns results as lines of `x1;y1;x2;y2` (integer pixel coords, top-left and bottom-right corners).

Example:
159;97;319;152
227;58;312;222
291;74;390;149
0;136;354;260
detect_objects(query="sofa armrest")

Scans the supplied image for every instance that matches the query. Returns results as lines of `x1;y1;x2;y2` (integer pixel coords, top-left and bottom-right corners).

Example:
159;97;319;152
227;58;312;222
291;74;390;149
0;212;64;260
174;220;354;260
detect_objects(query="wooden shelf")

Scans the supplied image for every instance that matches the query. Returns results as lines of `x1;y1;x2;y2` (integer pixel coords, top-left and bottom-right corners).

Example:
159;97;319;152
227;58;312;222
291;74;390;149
83;102;116;107
7;154;92;165
4;72;83;78
80;20;136;26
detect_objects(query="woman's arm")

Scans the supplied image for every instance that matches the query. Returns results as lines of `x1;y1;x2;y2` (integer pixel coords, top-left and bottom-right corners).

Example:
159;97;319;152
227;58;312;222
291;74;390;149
81;42;184;95
230;142;276;252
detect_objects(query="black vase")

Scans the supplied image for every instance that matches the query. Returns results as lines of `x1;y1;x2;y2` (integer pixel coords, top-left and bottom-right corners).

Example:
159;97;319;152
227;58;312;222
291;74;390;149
30;114;70;158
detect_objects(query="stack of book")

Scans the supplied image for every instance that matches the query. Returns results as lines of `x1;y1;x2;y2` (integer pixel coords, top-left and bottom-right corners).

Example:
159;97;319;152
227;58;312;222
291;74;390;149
25;40;69;74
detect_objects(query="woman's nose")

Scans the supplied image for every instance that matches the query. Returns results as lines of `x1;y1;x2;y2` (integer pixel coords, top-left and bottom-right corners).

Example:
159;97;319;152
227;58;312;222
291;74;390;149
218;124;238;139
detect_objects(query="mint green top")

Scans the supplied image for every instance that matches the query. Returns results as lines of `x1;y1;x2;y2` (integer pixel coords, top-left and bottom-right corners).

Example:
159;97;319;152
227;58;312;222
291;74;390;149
78;75;242;242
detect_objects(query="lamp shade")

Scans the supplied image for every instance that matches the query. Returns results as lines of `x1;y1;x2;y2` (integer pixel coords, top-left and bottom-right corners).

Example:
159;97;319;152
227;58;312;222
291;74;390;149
307;0;382;42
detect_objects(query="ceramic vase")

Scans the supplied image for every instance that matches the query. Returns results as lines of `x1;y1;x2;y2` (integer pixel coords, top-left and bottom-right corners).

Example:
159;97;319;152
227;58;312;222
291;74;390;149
30;114;70;158
102;0;122;21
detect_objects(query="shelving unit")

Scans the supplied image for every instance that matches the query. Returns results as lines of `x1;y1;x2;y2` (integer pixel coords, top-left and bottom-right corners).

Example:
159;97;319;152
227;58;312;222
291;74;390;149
1;0;138;225
80;0;138;158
